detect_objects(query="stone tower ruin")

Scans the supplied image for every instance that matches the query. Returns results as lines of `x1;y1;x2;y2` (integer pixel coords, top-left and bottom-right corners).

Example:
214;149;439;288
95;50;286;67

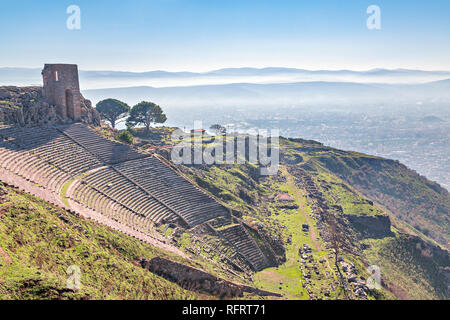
42;64;81;121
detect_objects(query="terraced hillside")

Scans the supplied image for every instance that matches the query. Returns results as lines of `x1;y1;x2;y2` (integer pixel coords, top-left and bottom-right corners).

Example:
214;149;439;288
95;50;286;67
169;134;449;300
1;121;448;300
0;123;271;272
313;153;449;248
278;138;449;249
0;183;210;300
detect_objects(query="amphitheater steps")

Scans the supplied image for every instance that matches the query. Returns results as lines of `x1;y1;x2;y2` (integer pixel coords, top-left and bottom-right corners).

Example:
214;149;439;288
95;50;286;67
0;126;103;177
0;141;71;192
68;180;156;234
79;167;177;225
1;124;270;273
113;157;230;227
57;124;147;164
218;224;267;271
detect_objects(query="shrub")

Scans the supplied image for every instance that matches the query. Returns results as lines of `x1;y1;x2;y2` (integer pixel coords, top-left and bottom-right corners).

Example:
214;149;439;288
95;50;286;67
117;130;134;144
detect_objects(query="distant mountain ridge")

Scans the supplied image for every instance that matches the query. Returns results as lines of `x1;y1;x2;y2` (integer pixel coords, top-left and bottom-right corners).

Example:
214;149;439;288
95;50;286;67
82;79;450;108
2;66;450;76
2;67;450;89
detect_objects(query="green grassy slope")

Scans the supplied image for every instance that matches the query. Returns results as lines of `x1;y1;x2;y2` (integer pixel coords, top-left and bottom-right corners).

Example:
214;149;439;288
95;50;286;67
170;136;449;300
309;150;449;249
362;232;449;300
282;139;449;299
0;183;210;300
2;124;447;300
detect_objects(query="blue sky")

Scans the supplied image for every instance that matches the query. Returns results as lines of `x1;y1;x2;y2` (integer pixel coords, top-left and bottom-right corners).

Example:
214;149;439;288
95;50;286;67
1;0;449;71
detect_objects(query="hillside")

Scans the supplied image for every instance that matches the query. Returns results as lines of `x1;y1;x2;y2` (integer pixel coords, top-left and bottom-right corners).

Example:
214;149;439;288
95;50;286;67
298;144;449;248
0;183;211;300
148;132;449;300
0;120;448;300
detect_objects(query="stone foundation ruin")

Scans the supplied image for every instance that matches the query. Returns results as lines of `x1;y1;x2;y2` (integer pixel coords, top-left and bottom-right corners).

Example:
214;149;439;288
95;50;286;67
0;64;100;127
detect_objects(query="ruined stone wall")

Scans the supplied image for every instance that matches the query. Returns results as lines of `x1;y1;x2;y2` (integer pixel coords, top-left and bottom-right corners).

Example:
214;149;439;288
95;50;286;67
140;257;281;298
345;214;392;239
42;64;81;121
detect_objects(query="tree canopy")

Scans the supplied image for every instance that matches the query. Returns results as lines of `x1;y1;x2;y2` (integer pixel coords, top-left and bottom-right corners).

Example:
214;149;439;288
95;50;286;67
126;101;167;135
96;98;130;129
210;124;226;135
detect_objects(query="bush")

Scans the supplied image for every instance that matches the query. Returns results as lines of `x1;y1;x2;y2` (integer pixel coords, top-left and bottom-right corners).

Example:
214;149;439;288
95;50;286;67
125;123;136;135
117;130;134;144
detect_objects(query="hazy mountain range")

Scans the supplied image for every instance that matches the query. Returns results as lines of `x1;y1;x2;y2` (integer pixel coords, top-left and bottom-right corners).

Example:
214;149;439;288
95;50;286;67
81;79;450;111
2;67;450;90
2;66;449;109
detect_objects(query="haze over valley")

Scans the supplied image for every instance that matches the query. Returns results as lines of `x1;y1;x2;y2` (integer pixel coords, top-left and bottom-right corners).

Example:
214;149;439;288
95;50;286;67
78;69;450;191
2;66;448;190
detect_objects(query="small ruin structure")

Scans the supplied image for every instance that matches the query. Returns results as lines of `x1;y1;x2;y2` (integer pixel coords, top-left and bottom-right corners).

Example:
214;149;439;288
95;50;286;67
0;63;100;126
42;64;81;121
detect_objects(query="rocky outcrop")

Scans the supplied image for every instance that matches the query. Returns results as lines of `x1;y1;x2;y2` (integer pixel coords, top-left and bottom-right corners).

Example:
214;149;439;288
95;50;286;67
345;214;392;239
0;86;100;127
140;257;281;298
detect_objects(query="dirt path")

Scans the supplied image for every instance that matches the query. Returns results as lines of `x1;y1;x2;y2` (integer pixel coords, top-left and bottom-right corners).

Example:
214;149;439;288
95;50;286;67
281;166;320;251
281;167;338;274
0;246;12;264
282;167;356;298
